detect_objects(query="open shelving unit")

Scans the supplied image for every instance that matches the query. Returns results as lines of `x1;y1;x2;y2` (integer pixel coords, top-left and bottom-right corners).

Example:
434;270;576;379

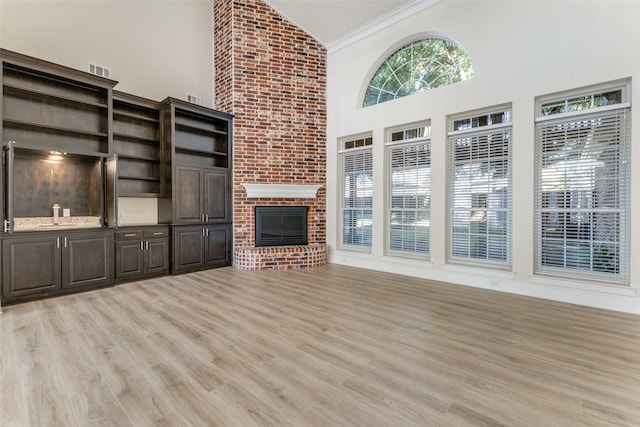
1;51;115;155
112;92;161;197
168;99;230;169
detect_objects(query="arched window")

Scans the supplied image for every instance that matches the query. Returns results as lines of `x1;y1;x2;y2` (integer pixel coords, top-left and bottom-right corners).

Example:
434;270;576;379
363;37;473;107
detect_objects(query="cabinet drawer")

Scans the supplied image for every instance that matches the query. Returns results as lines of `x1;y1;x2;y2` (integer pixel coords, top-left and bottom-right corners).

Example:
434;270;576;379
144;228;169;238
115;230;143;240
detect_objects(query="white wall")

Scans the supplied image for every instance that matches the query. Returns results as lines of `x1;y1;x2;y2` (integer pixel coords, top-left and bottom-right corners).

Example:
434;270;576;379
0;0;214;107
326;0;640;313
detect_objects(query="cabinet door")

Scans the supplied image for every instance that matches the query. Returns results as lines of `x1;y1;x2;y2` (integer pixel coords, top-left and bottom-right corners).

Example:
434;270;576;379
115;240;144;280
2;235;62;298
145;238;170;275
205;224;231;267
204;169;230;222
62;232;113;289
175;166;203;223
173;226;204;272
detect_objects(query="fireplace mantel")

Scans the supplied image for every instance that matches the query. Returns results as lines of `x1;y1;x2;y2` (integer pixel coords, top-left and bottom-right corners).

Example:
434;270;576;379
241;183;322;199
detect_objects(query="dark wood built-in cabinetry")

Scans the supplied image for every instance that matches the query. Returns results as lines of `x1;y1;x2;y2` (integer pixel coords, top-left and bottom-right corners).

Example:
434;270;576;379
2;230;113;302
159;98;233;273
172;224;232;273
175;165;230;223
0;49;233;307
115;226;170;281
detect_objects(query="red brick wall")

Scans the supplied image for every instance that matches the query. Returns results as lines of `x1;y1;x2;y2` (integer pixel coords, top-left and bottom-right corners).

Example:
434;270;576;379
213;0;327;250
213;0;233;114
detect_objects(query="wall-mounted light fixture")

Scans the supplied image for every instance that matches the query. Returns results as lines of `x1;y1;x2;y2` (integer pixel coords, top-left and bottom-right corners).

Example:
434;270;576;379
47;150;66;162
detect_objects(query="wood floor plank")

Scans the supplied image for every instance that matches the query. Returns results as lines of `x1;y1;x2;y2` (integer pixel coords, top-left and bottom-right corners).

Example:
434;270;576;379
3;264;640;426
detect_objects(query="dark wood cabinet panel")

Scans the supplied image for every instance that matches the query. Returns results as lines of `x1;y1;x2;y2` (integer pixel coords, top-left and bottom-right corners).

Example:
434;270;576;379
205;224;232;267
146;238;170;275
2;235;62;298
175;166;204;222
173;227;205;272
204;169;230;222
63;232;113;289
115;240;145;279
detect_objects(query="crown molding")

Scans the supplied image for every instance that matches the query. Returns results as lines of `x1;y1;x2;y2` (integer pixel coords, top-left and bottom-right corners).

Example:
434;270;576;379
326;0;443;54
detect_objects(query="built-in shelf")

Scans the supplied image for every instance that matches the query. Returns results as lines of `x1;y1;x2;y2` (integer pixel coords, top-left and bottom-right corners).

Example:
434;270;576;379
118;175;160;182
3;84;109;109
113;110;159;123
112;132;160;144
3;119;108;138
117;153;160;162
175;146;228;157
175;121;228;136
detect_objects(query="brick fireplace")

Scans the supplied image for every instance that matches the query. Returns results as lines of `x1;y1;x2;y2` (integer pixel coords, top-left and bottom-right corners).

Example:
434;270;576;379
213;0;327;269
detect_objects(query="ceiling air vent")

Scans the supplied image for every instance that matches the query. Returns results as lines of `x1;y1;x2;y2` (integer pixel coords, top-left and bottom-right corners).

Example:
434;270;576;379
187;94;202;105
88;63;111;78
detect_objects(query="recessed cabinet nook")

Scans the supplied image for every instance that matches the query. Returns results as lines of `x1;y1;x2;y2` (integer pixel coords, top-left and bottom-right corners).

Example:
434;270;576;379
0;49;233;307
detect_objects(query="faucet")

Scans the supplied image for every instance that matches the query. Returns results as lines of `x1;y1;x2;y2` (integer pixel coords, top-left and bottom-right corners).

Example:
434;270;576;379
52;204;60;225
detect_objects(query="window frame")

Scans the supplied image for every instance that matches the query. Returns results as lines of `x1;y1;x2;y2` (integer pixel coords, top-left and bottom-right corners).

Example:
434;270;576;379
362;35;473;108
385;121;432;259
534;82;631;284
339;134;374;252
447;106;513;268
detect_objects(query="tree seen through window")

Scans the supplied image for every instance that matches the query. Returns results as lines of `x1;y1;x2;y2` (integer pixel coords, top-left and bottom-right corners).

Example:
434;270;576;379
364;37;473;107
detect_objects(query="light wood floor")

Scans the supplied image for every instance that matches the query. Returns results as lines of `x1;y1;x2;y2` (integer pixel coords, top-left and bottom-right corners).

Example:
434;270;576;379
2;264;640;426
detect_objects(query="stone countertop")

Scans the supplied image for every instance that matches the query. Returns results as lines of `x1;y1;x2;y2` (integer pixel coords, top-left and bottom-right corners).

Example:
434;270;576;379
13;216;103;231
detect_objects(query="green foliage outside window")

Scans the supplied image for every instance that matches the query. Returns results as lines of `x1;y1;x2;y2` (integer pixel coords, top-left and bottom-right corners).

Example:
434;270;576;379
364;38;473;107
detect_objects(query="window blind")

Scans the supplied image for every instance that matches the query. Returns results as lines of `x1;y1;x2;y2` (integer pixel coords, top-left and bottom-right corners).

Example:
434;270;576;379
448;121;512;266
535;107;630;282
341;146;373;249
387;140;431;258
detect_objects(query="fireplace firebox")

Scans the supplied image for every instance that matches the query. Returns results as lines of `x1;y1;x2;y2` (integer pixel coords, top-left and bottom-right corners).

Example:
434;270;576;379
255;206;308;247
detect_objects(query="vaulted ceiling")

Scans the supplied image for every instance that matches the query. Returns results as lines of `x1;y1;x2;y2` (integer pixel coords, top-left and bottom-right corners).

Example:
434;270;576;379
264;0;420;48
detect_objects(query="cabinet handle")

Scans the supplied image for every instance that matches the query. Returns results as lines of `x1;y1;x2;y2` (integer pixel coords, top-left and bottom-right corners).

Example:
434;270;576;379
57;237;60;248
152;232;163;235
64;237;67;248
125;233;137;237
145;241;149;250
205;228;209;237
202;228;205;237
140;241;144;250
205;214;209;222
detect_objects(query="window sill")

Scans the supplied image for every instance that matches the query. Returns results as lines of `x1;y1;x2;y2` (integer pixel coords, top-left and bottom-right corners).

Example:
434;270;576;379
442;263;516;280
528;275;637;297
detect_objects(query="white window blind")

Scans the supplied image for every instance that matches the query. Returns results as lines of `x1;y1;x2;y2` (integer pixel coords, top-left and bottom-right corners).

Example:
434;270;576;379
535;105;630;282
448;109;512;266
386;126;431;258
340;138;373;250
